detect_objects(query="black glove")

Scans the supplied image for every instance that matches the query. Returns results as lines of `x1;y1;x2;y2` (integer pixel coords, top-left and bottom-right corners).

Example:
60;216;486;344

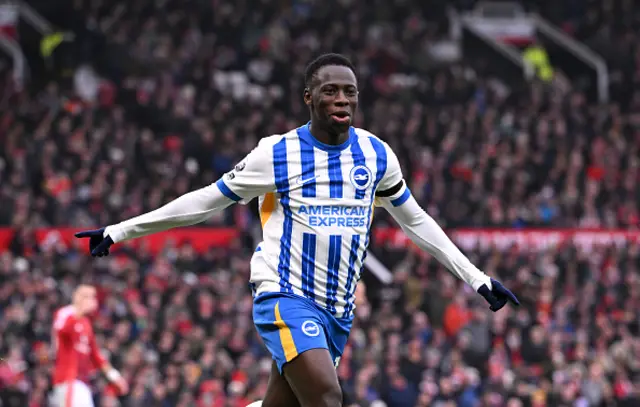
74;228;114;257
477;278;519;312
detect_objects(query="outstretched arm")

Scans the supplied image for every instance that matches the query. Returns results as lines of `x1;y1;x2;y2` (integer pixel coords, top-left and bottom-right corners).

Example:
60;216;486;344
76;138;277;253
107;139;275;243
104;182;235;243
374;141;518;311
376;181;491;291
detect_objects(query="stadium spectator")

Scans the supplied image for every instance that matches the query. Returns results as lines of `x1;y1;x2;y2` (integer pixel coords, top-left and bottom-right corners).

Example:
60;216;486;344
3;0;639;231
1;232;640;405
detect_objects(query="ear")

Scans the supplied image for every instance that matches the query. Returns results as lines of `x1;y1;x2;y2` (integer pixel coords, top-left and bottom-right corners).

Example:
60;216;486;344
303;87;312;106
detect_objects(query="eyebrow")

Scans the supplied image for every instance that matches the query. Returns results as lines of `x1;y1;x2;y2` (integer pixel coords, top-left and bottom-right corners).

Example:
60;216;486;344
319;81;357;87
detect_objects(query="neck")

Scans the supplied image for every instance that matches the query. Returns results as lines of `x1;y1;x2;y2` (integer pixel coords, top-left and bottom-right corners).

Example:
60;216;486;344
71;305;83;317
309;121;349;146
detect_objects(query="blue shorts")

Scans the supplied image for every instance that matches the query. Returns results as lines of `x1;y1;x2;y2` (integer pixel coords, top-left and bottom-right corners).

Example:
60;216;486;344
253;292;353;374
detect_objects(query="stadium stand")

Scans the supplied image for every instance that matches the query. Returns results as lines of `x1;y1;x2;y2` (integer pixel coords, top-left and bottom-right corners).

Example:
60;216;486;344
0;0;639;406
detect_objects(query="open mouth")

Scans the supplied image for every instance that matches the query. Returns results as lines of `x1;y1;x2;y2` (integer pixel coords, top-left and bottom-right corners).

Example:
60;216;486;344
330;112;351;124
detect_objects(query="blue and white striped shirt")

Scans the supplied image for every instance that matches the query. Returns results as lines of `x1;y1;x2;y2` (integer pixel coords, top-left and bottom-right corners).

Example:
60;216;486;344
216;124;408;318
106;123;489;319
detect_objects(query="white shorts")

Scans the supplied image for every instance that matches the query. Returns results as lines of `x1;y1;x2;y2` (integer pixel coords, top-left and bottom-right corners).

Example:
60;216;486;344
50;380;94;407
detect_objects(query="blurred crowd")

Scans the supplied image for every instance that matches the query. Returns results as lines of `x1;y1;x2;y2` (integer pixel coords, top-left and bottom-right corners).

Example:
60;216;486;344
1;0;640;406
2;0;639;231
1;230;640;407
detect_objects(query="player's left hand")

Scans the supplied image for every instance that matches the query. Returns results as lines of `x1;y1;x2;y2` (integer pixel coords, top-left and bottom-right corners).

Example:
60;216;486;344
477;278;519;312
74;228;114;257
114;377;129;395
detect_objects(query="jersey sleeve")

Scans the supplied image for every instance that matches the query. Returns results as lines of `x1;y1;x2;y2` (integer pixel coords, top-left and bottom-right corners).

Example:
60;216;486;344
53;308;75;337
215;138;277;205
380;194;491;291
375;142;410;207
89;329;107;369
104;139;278;243
373;141;491;290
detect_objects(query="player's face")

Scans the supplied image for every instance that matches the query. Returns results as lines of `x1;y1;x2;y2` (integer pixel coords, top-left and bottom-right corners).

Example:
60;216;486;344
79;287;98;315
305;65;358;133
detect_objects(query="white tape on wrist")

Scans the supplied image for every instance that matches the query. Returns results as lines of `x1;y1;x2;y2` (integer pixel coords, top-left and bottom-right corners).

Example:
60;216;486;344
106;368;121;382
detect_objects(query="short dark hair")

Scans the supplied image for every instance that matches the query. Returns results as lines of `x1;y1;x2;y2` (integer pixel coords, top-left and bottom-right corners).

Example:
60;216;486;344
304;53;356;89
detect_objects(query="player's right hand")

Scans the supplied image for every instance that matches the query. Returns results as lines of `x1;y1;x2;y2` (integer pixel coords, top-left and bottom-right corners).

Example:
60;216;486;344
74;228;114;257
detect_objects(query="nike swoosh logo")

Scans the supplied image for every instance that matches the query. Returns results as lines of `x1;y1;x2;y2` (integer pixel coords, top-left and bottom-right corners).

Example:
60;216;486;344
296;176;317;185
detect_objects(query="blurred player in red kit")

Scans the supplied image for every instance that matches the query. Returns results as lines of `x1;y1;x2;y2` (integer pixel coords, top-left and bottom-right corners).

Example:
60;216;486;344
50;285;128;407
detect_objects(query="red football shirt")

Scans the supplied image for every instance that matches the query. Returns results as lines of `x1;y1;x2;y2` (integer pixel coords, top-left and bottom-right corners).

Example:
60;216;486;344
52;305;107;384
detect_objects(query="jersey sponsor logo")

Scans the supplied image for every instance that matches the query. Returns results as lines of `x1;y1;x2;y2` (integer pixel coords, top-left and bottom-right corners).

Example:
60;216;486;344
349;166;372;190
302;320;320;337
298;205;367;227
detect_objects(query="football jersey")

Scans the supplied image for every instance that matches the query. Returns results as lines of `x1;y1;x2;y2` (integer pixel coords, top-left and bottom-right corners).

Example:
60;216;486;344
52;305;106;384
216;123;404;318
